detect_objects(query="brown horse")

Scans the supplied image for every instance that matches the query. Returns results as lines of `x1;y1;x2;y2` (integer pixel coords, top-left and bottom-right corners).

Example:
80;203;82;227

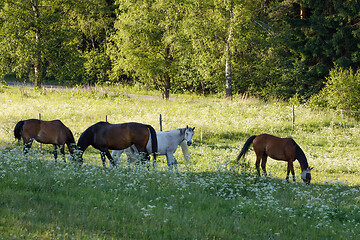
76;122;158;168
236;134;312;184
14;119;76;162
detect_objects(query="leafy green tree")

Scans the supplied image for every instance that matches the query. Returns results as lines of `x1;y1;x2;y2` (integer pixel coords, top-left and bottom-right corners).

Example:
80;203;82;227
0;0;83;86
0;0;115;86
109;0;187;99
309;66;360;111
182;0;255;98
70;0;115;84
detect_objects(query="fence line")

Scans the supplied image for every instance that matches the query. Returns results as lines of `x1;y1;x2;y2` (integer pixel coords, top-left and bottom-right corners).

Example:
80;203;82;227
291;107;360;131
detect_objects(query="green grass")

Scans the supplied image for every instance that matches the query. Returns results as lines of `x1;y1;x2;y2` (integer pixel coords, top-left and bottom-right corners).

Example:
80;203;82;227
1;85;360;239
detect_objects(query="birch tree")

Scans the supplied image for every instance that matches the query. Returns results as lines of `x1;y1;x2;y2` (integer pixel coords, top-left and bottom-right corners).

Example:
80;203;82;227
183;0;253;98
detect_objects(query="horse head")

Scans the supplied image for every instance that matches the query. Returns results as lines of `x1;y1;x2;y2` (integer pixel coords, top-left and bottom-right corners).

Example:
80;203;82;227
184;126;195;146
301;167;313;185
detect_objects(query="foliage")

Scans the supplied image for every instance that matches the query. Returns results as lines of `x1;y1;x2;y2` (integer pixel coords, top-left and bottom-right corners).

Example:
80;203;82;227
109;0;187;99
83;50;111;84
272;0;360;97
0;0;360;101
309;66;360;112
0;0;114;86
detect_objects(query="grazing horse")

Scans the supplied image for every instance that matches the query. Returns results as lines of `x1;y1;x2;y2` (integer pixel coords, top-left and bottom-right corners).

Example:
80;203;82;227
76;122;158;168
236;134;312;184
14;119;76;162
112;126;195;171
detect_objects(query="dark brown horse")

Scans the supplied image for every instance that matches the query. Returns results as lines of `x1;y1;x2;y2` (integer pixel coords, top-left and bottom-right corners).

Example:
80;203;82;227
236;134;312;184
76;122;158;167
14;119;76;162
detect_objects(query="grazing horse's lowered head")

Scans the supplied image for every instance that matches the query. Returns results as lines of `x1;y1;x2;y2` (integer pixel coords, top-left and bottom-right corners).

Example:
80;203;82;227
300;167;313;185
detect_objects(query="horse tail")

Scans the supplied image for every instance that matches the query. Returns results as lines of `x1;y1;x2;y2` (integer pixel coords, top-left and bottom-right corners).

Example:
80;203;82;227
236;135;257;162
294;141;309;170
14;120;25;141
147;125;158;160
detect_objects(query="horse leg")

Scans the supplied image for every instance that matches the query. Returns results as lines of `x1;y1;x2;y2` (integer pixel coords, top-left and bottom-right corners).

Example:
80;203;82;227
53;145;58;162
110;150;122;167
127;146;140;164
255;155;262;176
286;161;295;182
166;153;178;172
100;152;107;168
111;149;123;163
261;154;268;177
104;150;117;168
139;152;150;169
59;145;66;162
289;161;296;182
23;139;33;156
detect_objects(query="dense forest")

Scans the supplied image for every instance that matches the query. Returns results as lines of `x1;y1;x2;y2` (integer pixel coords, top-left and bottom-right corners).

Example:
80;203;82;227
0;0;359;104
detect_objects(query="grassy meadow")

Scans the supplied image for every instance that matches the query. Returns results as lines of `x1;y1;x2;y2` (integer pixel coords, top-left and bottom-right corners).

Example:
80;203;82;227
1;84;360;239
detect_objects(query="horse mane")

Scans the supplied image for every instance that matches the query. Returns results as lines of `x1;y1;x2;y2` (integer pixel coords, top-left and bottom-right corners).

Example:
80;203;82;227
236;135;257;162
294;140;309;170
179;128;186;136
14;120;24;140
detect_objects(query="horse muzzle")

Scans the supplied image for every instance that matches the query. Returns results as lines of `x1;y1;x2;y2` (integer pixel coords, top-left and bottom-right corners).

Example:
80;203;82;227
187;140;192;146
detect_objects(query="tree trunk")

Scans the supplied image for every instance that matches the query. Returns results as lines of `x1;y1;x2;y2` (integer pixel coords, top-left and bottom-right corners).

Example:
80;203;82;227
31;0;42;88
225;43;232;99
162;74;170;100
300;0;306;19
225;2;233;99
162;45;172;100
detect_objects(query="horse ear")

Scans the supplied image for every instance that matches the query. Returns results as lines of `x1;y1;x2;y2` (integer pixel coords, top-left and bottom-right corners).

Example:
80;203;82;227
310;167;314;170
192;127;195;131
186;125;189;129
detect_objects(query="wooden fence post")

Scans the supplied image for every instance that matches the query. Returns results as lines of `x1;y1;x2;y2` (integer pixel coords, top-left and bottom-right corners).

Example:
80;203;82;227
292;105;295;131
340;110;345;128
159;114;162;131
39;113;42;151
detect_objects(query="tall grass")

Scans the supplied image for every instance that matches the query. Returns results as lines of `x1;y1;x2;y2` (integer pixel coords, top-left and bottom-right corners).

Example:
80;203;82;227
1;85;360;239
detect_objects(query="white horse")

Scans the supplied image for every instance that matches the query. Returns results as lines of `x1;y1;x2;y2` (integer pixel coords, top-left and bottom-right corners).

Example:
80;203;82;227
111;126;195;171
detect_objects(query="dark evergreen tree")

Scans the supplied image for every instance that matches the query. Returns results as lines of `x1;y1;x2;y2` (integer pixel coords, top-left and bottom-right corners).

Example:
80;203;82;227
281;0;360;97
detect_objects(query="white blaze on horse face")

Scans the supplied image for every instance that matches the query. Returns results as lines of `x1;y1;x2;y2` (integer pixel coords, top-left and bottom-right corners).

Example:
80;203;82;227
301;168;311;182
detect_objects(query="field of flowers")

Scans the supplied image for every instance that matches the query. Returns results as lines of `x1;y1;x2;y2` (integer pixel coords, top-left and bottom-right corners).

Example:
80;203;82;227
1;85;360;239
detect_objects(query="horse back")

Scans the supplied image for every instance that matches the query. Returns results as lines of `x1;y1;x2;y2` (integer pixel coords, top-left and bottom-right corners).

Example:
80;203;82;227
100;122;150;150
23;119;69;145
253;134;297;161
150;129;181;154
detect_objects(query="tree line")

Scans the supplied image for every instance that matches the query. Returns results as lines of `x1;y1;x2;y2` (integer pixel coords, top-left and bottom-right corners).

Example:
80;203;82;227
0;0;359;102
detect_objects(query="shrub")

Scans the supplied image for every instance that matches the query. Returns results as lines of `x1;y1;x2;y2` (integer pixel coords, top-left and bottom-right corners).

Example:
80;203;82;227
309;66;360;111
